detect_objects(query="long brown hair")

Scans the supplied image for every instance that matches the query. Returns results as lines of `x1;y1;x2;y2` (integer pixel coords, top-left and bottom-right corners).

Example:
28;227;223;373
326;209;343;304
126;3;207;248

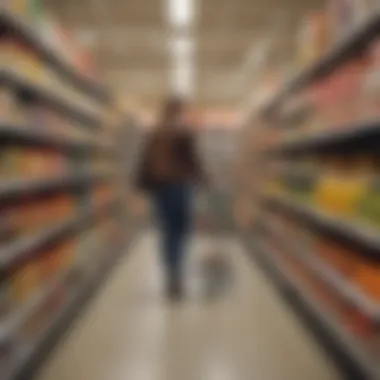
159;95;186;127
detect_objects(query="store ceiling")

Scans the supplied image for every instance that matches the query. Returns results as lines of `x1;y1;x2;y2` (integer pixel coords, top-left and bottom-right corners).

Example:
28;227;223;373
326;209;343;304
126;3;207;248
46;0;322;109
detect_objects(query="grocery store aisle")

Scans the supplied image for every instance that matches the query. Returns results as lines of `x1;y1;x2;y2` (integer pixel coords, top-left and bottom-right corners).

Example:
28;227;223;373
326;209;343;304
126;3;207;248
36;232;340;380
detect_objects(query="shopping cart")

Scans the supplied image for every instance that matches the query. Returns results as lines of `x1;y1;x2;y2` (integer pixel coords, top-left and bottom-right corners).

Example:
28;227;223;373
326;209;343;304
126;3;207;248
196;188;232;235
195;188;234;299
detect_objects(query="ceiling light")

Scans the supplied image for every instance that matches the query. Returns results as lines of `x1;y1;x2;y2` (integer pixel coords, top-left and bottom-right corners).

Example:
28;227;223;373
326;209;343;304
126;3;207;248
169;37;195;96
171;62;194;96
168;0;194;28
170;36;194;60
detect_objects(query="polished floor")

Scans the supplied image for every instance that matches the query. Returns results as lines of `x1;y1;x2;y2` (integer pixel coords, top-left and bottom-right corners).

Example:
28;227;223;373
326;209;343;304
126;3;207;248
37;232;341;380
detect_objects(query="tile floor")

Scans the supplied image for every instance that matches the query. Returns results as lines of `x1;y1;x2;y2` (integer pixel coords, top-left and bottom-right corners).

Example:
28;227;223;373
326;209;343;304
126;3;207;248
36;232;341;380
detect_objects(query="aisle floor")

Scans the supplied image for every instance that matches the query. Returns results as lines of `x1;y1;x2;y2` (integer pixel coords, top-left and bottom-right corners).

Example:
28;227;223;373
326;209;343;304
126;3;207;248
37;232;341;380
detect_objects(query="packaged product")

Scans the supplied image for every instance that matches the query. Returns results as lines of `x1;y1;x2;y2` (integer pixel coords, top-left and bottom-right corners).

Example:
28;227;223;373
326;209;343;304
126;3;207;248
47;112;68;137
19;148;67;178
299;227;318;252
347;307;374;339
45;196;66;225
19;148;48;178
11;260;41;304
316;238;360;276
0;87;20;124
285;167;316;201
42;66;57;89
0;146;23;179
1;36;18;69
329;0;360;40
330;0;379;39
362;39;380;119
22;102;48;131
54;194;75;221
47;151;67;175
0;208;19;247
10;199;46;236
22;50;44;83
93;184;113;206
0;270;11;319
310;271;346;316
12;41;34;79
5;0;30;16
352;262;380;300
353;0;379;21
39;245;65;283
315;158;368;217
58;239;76;272
331;58;369;125
310;76;335;129
357;155;380;226
297;11;331;67
10;194;75;238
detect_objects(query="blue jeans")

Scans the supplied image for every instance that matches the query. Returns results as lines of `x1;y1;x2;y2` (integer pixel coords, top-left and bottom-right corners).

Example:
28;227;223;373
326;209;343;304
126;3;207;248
153;183;192;279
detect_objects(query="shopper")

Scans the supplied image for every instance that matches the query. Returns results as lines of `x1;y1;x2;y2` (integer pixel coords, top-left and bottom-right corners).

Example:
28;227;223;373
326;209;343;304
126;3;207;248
136;96;206;300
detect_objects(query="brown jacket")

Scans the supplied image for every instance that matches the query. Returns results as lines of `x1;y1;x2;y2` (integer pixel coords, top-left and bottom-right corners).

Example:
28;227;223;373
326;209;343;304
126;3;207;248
136;126;205;190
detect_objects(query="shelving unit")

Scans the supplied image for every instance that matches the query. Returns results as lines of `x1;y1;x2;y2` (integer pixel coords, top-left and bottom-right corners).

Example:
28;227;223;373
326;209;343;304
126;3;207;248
264;195;380;261
0;170;112;201
0;5;140;380
261;11;380;118
1;69;102;129
0;123;114;154
238;3;380;379
266;119;380;156
262;216;380;321
241;231;380;380
0;199;115;269
0;8;111;103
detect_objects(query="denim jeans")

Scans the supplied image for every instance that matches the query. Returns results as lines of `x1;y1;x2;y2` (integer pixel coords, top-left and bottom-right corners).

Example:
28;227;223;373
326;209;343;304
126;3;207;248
153;183;193;280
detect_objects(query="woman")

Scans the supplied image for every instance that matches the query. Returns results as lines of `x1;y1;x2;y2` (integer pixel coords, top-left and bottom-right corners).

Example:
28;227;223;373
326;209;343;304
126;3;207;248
137;96;206;300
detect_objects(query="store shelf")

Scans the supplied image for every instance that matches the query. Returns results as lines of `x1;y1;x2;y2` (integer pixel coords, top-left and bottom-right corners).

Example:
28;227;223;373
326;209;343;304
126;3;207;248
2;231;138;380
265;195;380;262
261;12;380;117
0;9;111;103
263;219;380;321
0;269;72;344
0;199;115;270
0;123;114;155
0;7;133;380
0;68;102;129
267;119;380;156
0;201;124;344
241;231;380;380
0;170;111;202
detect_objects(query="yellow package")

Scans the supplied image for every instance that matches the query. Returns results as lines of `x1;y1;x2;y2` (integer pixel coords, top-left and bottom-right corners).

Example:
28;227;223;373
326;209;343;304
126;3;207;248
11;261;41;304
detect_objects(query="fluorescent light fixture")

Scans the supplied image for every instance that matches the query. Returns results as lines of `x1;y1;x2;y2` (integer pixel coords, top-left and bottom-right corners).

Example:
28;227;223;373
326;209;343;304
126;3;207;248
169;36;195;95
168;0;194;28
171;36;194;58
171;63;194;95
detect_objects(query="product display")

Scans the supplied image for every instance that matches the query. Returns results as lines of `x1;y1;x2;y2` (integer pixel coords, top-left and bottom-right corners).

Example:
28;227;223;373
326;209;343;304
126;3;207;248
262;210;380;363
297;11;331;69
239;2;380;377
0;5;138;380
